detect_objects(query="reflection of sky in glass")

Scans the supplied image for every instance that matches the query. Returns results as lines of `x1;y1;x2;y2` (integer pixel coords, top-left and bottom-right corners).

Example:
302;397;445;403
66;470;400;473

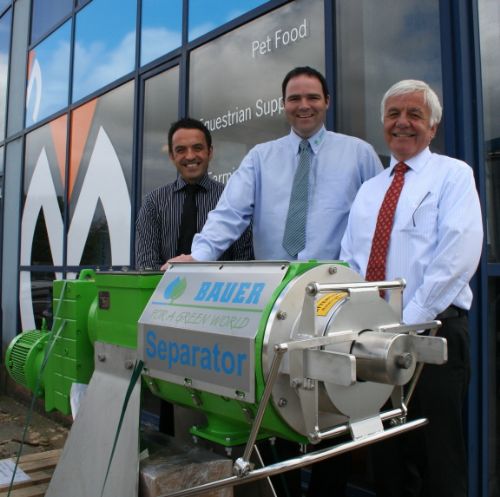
73;0;136;103
189;0;269;40
0;1;10;15
0;8;11;139
141;0;182;66
31;0;72;45
26;20;70;127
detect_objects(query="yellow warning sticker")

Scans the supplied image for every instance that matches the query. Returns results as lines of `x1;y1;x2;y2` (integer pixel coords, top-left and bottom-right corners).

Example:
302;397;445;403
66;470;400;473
316;292;348;316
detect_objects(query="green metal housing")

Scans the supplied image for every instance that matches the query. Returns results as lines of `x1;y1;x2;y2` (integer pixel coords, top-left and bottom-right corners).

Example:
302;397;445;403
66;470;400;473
6;262;327;444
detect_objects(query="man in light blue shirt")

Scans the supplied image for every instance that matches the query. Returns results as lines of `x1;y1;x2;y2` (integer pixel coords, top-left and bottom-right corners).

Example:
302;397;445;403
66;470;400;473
341;80;483;497
168;66;382;265
169;66;383;497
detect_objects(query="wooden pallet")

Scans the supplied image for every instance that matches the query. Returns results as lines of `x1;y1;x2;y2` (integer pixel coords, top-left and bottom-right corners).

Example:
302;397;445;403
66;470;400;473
0;449;61;497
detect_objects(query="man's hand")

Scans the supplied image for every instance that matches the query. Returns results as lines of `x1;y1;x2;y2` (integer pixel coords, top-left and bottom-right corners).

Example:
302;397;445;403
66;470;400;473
161;254;196;271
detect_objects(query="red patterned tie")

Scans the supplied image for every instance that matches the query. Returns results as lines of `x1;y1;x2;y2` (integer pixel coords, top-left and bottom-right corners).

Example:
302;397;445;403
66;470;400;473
365;162;409;283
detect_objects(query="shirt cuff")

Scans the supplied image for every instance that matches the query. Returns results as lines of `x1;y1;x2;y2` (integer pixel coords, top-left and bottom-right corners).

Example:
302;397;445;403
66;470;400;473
403;300;435;326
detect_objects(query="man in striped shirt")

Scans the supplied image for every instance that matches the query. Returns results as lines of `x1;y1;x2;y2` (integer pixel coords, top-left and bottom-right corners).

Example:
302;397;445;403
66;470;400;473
136;117;253;271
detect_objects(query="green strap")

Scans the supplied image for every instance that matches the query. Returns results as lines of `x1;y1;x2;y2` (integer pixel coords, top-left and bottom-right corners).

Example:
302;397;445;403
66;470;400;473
100;359;144;497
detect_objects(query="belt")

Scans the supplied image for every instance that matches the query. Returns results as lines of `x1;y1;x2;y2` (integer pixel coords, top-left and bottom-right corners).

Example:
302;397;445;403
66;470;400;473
436;305;467;320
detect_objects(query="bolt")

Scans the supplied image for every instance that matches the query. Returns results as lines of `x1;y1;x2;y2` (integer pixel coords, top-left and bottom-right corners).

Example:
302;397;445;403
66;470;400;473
277;397;288;408
395;353;413;369
277;310;287;320
291;378;302;388
125;360;134;370
97;353;106;362
305;284;317;296
328;266;337;275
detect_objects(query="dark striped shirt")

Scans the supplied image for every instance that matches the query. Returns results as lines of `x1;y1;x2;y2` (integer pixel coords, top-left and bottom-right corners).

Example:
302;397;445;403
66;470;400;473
135;174;254;269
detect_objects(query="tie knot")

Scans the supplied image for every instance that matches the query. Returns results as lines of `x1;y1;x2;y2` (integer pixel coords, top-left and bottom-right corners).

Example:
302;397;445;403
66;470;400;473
394;162;409;175
184;183;201;195
299;139;310;153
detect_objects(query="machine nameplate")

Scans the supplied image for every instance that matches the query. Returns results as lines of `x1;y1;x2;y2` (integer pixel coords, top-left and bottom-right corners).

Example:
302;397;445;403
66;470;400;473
139;323;255;400
138;263;288;401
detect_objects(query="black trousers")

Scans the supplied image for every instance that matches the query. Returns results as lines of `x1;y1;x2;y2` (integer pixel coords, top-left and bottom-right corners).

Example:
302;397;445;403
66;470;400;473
372;312;470;497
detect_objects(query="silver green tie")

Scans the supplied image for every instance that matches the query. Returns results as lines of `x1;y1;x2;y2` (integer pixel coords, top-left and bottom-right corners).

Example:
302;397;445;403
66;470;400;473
282;139;311;257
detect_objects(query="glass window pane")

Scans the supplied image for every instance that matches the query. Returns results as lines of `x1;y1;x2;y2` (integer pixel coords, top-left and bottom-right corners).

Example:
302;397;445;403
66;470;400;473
73;0;136;103
0;145;3;198
31;0;72;45
190;0;324;182
20;271;56;330
0;1;10;15
141;66;179;199
22;116;67;267
335;0;443;162
488;279;500;496
479;0;500;263
26;20;71;127
69;81;134;267
189;0;269;40
141;0;182;66
0;8;11;139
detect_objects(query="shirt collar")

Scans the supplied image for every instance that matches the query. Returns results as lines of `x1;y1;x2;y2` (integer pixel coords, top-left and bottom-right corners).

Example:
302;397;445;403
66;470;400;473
173;174;210;192
389;147;431;175
289;126;326;155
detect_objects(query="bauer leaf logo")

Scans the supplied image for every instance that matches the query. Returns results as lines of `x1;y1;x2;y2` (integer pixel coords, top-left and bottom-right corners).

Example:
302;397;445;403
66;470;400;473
163;276;187;301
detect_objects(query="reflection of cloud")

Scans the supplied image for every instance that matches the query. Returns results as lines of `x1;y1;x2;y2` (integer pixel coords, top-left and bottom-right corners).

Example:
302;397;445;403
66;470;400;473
335;1;443;153
189;0;323;174
478;0;500;140
73;31;135;102
37;41;71;120
190;1;323;111
190;22;217;41
0;55;7;106
25;37;71;126
141;27;181;65
0;56;5;137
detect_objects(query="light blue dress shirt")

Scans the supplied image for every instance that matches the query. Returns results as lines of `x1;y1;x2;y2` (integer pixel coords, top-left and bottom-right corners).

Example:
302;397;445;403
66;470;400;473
340;147;483;325
191;126;383;261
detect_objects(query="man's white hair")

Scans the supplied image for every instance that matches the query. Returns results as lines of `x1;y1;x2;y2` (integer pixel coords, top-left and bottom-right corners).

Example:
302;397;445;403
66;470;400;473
381;80;442;127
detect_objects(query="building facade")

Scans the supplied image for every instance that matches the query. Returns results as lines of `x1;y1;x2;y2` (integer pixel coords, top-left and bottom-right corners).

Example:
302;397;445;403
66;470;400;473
0;0;498;495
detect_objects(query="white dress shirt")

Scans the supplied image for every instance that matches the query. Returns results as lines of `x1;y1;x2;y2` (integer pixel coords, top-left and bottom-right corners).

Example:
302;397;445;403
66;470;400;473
340;147;483;325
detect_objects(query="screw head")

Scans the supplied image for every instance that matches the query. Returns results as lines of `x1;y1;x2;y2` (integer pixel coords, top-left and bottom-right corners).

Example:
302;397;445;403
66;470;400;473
277;310;287;320
278;397;288;407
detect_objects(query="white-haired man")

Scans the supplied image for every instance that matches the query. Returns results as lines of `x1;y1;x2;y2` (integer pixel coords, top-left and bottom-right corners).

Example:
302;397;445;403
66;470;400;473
341;80;483;497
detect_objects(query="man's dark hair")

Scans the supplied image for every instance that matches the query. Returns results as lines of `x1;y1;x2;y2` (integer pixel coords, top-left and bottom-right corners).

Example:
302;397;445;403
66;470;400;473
168;117;212;152
281;66;329;100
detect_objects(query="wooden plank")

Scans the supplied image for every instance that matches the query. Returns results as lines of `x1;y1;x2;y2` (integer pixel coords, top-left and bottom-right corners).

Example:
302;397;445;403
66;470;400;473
16;455;60;472
17;450;61;465
0;482;49;497
0;449;61;497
